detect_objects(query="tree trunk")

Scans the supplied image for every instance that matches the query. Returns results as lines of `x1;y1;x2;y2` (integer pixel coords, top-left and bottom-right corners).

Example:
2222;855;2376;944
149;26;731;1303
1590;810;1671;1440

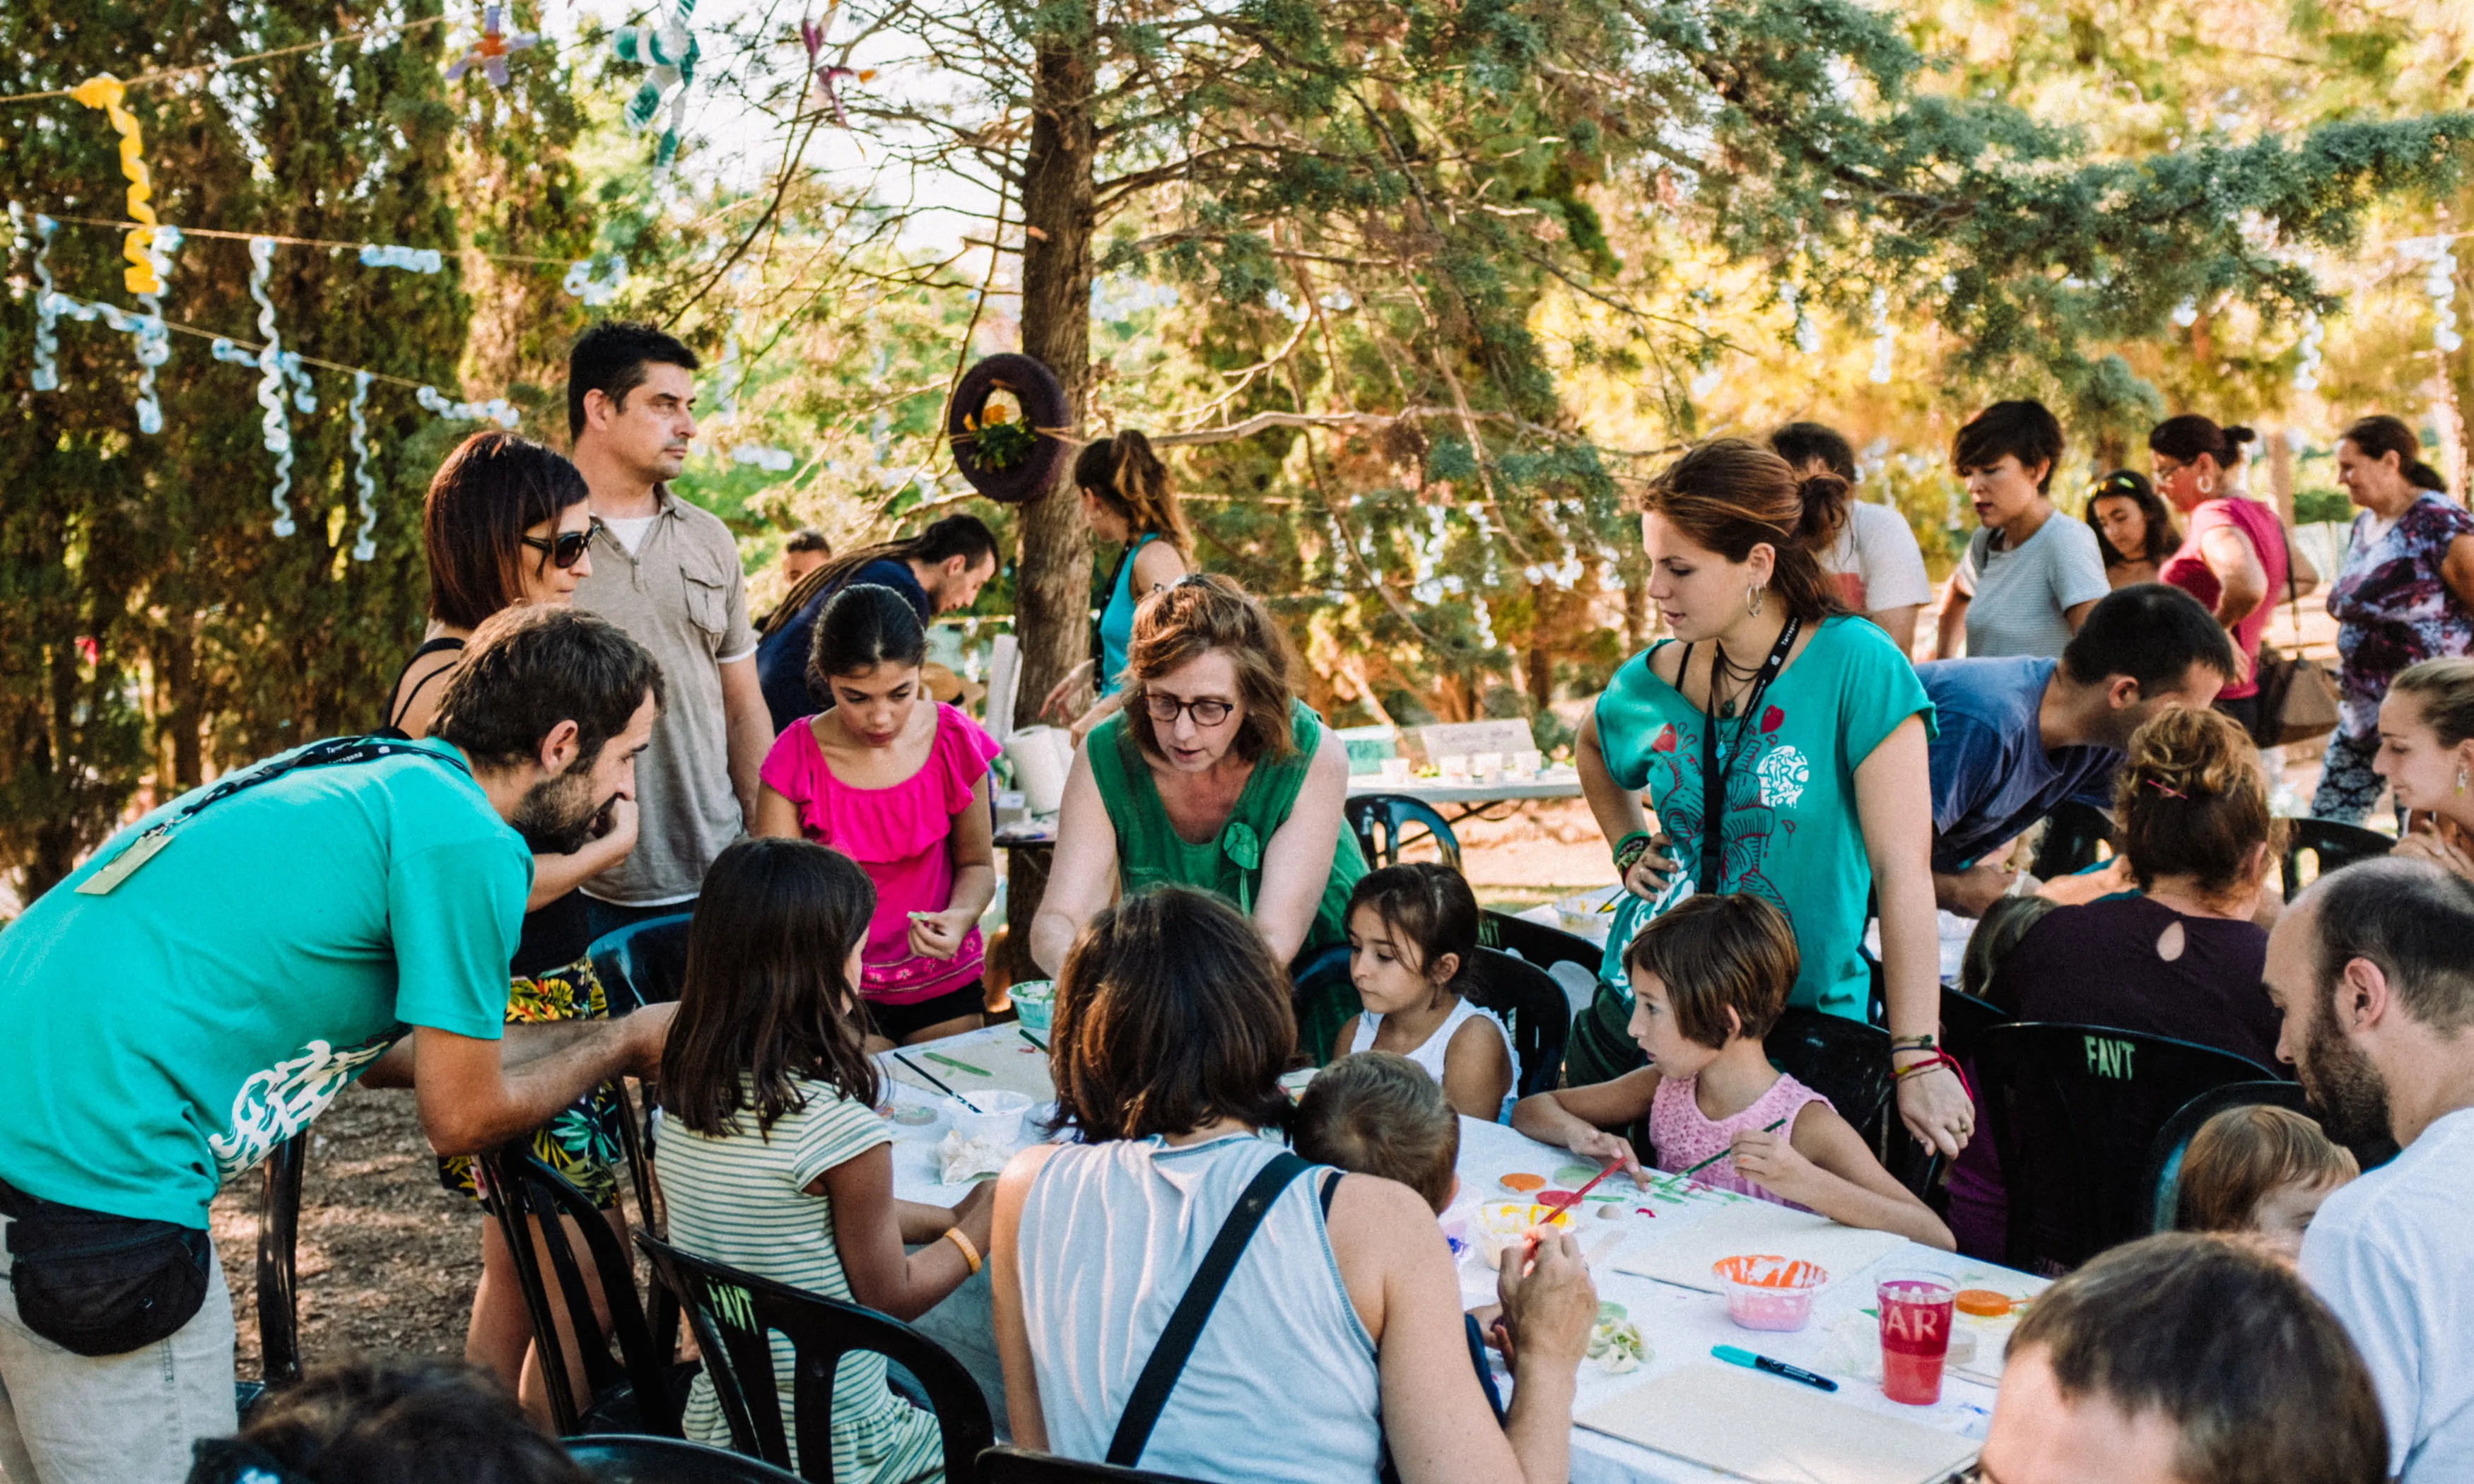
1010;23;1099;729
158;622;204;791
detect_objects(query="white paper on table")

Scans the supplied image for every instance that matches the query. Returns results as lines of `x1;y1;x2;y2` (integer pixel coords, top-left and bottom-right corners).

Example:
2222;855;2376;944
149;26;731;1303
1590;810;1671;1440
1611;1198;1908;1293
1577;1363;1978;1484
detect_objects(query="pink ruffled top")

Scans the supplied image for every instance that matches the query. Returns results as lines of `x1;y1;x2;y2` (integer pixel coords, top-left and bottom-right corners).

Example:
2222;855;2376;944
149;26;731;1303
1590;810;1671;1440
1650;1070;1832;1211
759;703;1001;1004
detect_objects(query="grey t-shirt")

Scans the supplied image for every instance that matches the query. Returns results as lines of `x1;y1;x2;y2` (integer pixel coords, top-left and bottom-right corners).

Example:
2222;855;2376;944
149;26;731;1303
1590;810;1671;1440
570;487;759;905
1954;512;2109;659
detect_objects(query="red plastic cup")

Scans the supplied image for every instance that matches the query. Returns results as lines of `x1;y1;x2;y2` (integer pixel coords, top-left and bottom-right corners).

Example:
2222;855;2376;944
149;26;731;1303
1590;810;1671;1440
1877;1273;1957;1405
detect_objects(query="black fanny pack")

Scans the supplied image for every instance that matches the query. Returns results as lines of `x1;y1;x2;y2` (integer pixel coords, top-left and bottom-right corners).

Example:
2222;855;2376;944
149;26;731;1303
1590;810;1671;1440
0;1177;211;1357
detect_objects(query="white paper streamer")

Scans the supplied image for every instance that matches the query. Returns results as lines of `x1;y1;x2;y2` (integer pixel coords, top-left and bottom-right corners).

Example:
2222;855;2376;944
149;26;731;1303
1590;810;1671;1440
612;0;698;171
1867;288;1893;384
348;370;380;560
132;225;180;433
26;209;61;393
2293;314;2324;393
415;384;520;428
358;243;445;274
248;236;298;536
562;253;628;305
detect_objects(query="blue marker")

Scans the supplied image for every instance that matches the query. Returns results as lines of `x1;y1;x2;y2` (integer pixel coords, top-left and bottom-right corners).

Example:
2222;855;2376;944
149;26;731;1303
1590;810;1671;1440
1712;1344;1839;1392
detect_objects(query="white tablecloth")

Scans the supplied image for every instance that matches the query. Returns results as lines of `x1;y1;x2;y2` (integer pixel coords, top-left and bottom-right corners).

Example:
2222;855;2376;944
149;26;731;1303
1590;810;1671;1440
1347;766;1583;805
878;1024;2017;1483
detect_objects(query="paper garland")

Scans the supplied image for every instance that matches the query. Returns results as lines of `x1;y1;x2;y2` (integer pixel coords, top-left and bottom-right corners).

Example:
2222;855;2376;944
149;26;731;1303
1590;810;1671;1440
613;0;698;171
348;370;380;560
247;237;298;535
66;75;162;296
445;4;537;90
133;225;180;432
415;384;521;428
2293;313;2325;392
359;243;445;273
797;14;874;127
563;252;628;305
22;208;61;391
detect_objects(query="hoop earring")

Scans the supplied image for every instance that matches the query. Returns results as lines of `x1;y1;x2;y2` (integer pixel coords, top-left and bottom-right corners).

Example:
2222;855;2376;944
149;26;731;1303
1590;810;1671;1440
1747;584;1766;618
2458;767;2468;796
2198;474;2216;495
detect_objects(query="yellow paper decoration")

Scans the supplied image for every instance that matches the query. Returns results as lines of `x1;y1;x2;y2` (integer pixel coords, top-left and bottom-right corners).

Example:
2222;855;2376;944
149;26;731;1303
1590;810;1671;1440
68;74;161;295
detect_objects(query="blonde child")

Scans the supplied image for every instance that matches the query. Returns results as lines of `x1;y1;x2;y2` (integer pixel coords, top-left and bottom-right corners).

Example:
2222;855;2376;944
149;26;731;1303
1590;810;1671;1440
1511;893;1954;1249
1335;863;1517;1121
2174;1104;2358;1260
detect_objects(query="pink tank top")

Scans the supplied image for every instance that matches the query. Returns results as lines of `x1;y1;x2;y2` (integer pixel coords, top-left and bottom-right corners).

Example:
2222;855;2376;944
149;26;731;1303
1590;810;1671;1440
1650;1071;1832;1208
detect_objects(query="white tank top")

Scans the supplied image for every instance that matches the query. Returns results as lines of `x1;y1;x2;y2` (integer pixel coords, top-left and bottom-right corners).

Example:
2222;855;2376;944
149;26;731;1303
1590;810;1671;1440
1348;996;1520;1120
1014;1134;1382;1483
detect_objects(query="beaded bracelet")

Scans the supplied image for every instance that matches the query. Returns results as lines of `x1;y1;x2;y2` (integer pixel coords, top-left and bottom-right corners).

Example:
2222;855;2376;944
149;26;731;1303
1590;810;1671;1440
1612;831;1653;874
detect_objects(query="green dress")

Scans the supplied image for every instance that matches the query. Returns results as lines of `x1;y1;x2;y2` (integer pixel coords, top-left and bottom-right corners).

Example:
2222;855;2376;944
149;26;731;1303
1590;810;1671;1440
1086;698;1368;1052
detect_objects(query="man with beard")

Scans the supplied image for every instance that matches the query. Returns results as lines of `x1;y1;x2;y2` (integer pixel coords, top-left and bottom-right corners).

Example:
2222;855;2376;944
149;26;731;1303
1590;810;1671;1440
2266;856;2474;1484
0;607;675;1484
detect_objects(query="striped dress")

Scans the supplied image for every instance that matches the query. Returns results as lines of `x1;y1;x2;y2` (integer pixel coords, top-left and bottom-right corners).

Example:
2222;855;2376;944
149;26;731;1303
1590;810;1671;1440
657;1079;945;1484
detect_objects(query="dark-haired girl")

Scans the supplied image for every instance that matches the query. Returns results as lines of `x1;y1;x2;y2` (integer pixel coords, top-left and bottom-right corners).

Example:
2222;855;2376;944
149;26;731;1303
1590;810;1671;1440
658;837;992;1483
2084;469;2180;589
1041;430;1194;742
2313;415;2474;820
756;584;999;1045
2150;414;2316;738
1335;863;1516;1120
1574;438;1971;1158
1933;399;2110;660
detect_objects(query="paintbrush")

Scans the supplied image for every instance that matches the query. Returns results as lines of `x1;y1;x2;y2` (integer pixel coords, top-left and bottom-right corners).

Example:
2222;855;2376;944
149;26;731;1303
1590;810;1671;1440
1670;1117;1788;1182
893;1051;956;1097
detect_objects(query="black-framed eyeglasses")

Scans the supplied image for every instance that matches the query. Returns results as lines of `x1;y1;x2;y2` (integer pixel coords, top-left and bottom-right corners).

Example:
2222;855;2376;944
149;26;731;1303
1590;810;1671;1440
1144;693;1236;727
522;519;601;570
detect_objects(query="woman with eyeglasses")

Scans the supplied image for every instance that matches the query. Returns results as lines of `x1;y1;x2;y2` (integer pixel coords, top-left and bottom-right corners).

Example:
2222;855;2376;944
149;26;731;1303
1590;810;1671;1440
373;430;640;1423
2149;415;2318;741
1030;575;1368;994
2082;469;2181;589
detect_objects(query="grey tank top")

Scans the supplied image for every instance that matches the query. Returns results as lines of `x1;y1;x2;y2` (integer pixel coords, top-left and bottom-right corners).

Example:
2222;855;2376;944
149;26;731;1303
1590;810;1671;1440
1015;1134;1383;1482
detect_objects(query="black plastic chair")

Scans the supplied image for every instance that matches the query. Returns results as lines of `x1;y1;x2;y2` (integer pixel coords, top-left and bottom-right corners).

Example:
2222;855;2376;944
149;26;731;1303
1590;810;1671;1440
1291;945;1358;1066
2280;818;2393;901
258;1132;306;1386
637;1234;993;1484
1762;1009;1912;1185
1939;987;2011;1067
590;913;696;1011
2140;1080;2312;1235
975;1446;1209;1484
2027;800;2114;881
1344;794;1463;873
1477;910;1602;975
483;1150;685;1438
1461;947;1570;1099
568;1434;804;1483
1974;1023;2276;1274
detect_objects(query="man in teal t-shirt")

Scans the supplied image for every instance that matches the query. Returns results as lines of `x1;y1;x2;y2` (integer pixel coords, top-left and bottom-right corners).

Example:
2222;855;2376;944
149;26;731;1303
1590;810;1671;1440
0;608;675;1484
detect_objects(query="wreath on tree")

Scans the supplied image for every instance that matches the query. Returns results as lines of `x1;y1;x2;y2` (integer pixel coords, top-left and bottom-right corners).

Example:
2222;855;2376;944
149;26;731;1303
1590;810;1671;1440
947;353;1070;504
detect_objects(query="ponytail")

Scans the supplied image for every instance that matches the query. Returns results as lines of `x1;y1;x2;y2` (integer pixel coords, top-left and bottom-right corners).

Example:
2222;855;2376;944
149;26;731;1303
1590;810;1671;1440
1074;430;1190;552
1642;438;1851;625
2149;415;2258;470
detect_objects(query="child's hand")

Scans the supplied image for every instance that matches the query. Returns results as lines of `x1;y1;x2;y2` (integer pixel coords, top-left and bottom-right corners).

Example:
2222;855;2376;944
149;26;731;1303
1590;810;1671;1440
1728;1127;1819;1200
1567;1128;1650;1189
907;909;972;960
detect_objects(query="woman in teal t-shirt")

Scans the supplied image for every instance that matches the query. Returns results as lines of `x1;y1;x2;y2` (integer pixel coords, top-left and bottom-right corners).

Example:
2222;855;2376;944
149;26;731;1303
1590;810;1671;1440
1573;438;1973;1160
1040;430;1192;741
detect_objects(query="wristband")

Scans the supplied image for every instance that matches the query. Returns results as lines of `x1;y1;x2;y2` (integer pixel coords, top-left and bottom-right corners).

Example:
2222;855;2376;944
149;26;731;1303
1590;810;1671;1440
943;1226;983;1275
1889;1033;1937;1052
1612;831;1653;874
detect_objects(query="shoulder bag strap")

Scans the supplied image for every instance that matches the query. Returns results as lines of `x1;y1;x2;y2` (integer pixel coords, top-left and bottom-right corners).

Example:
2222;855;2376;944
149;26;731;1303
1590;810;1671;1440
1106;1151;1315;1468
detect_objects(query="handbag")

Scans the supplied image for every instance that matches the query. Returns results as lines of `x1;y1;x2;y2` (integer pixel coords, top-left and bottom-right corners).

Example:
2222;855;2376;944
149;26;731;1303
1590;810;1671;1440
2250;521;2343;748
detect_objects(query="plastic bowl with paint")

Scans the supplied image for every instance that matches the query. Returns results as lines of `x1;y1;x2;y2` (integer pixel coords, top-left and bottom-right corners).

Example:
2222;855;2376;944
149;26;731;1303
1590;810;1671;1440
1712;1254;1828;1332
1473;1201;1570;1265
944;1090;1033;1147
1011;979;1056;1034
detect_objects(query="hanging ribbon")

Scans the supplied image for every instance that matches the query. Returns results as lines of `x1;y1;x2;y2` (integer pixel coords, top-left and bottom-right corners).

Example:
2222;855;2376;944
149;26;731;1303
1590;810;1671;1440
248;236;298;536
562;252;627;305
66;76;162;295
132;225;180;433
612;0;698;171
348;370;380;560
415;384;520;428
19;207;62;391
797;11;874;127
444;4;538;89
358;243;444;273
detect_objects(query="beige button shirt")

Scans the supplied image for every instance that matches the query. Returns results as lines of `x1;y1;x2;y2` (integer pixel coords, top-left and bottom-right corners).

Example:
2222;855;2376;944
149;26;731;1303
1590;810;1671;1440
570;486;758;905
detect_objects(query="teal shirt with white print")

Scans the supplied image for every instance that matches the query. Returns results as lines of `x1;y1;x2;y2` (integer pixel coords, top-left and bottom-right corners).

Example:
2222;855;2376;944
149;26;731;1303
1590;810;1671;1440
0;737;527;1226
1590;615;1934;1020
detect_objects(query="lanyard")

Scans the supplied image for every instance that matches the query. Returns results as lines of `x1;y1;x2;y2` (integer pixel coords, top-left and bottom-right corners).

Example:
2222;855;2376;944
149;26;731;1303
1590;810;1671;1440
1686;615;1801;894
75;737;467;896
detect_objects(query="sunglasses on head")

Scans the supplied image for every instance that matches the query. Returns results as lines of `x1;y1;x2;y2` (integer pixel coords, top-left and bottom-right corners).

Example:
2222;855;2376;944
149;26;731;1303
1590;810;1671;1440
522;519;601;570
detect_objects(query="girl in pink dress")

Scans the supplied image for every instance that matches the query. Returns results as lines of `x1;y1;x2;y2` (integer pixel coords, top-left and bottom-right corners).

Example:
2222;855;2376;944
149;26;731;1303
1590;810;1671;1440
1511;894;1953;1247
755;582;1001;1045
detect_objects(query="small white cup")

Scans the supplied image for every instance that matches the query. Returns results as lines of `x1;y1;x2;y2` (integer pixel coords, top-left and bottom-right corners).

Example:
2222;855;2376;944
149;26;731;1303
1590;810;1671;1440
1471;750;1504;782
1438;754;1472;782
1511;748;1543;777
944;1090;1033;1147
1380;757;1412;786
